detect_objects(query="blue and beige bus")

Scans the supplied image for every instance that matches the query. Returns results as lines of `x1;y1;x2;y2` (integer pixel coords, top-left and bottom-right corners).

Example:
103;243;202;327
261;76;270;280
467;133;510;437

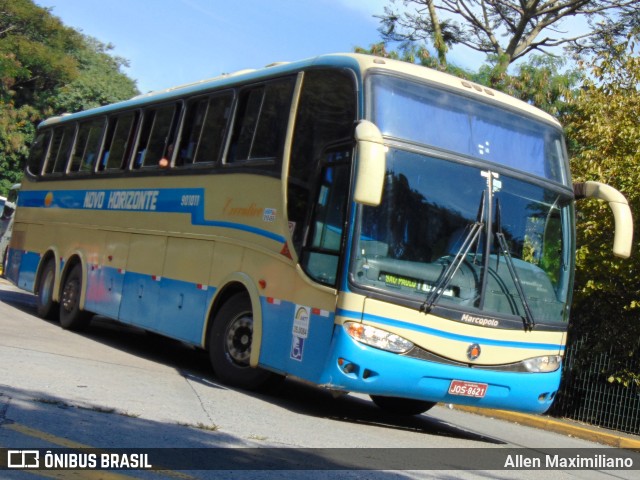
6;54;633;415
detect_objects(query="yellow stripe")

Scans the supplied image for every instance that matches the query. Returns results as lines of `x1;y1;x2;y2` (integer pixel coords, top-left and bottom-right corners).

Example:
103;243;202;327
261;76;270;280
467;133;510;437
2;422;196;479
6;423;90;449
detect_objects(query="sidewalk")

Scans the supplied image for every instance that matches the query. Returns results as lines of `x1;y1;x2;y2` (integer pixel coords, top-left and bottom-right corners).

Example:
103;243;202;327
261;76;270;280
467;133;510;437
455;405;640;450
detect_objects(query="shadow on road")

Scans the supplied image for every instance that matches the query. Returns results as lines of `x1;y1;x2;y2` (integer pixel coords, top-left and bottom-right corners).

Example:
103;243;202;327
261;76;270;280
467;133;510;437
0;281;503;449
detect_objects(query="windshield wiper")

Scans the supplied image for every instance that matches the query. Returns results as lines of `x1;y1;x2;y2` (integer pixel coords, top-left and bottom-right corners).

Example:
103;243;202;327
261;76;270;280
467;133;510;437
420;193;485;313
494;199;536;331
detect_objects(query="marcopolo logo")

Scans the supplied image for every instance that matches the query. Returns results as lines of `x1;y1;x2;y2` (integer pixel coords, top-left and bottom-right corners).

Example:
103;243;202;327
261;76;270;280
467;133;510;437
460;313;499;327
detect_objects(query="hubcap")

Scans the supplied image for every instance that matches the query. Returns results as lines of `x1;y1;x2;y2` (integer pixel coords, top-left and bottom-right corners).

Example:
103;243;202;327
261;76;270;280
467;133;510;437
224;313;253;366
61;278;79;313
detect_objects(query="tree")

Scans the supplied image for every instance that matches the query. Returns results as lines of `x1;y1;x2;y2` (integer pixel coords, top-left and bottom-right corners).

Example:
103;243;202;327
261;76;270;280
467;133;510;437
475;54;581;116
377;0;640;82
0;0;138;195
563;34;640;385
0;0;80;109
50;35;137;113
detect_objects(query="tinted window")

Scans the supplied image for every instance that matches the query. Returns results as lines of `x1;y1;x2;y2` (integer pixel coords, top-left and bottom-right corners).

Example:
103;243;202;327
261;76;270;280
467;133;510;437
370;74;568;184
300;149;352;286
100;112;139;171
227;78;295;163
27;132;51;176
44;125;76;174
70;118;105;173
134;103;181;168
287;69;357;258
176;93;232;166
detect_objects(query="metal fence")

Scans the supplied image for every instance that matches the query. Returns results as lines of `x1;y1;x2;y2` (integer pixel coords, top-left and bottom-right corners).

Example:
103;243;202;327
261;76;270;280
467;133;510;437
550;339;640;435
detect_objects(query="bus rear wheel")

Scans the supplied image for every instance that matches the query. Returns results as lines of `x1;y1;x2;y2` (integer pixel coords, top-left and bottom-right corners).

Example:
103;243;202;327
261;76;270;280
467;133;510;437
36;259;58;320
370;395;436;415
59;264;91;331
208;292;282;391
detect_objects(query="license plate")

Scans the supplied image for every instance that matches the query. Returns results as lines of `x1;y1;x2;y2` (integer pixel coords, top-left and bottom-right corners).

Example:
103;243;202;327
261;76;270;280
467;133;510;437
448;380;488;398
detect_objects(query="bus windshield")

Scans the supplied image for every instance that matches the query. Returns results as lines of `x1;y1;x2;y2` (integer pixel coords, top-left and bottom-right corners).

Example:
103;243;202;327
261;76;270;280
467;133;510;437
369;74;568;184
352;148;574;325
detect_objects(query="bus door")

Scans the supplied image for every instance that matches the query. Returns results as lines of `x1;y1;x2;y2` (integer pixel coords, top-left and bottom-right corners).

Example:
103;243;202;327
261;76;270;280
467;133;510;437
259;146;352;382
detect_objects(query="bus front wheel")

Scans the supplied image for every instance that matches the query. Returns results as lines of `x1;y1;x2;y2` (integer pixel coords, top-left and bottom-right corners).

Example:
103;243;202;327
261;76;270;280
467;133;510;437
370;395;436;415
59;264;91;331
208;292;282;391
36;259;58;320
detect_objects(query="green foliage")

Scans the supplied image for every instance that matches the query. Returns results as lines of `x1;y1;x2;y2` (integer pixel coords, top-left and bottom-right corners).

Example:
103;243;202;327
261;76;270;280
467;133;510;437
0;0;138;196
0;0;80;108
50;35;137;113
355;42;476;80
474;55;582;117
564;34;640;382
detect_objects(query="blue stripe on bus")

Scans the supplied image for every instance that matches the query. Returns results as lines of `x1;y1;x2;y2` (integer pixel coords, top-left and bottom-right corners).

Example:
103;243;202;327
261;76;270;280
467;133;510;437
18;188;286;243
336;308;565;351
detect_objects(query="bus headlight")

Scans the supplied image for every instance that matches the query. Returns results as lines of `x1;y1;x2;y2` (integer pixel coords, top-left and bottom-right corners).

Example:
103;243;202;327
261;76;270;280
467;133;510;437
344;322;414;353
522;355;562;373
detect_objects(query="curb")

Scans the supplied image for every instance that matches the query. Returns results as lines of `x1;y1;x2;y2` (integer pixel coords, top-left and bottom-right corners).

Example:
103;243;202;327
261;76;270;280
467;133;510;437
454;405;640;449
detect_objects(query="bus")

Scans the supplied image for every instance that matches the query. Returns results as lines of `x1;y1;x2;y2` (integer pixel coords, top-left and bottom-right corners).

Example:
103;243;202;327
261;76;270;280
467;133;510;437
6;54;633;415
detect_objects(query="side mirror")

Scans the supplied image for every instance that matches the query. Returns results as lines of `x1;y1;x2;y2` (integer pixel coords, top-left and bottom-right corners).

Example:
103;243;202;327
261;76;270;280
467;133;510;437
354;120;386;206
574;181;634;259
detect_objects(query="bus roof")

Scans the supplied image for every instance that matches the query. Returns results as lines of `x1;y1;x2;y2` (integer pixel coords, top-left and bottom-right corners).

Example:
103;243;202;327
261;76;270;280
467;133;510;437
39;53;560;128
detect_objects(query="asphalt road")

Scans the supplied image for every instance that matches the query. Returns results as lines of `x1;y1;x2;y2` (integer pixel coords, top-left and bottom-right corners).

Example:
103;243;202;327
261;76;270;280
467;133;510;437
0;278;638;480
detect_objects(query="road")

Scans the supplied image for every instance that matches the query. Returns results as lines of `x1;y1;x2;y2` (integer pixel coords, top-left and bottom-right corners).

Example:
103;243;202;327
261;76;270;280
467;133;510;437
0;278;637;479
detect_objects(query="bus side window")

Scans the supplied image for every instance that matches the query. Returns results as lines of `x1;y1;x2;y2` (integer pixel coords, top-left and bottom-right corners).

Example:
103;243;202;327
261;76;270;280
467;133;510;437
44;125;76;175
227;78;294;163
26;131;52;176
176;98;208;166
135;103;181;168
70;118;105;173
195;93;232;164
101;112;139;171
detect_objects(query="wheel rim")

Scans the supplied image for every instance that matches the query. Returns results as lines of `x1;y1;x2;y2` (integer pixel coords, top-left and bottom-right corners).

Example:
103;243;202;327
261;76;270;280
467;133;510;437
61;276;80;313
224;312;253;367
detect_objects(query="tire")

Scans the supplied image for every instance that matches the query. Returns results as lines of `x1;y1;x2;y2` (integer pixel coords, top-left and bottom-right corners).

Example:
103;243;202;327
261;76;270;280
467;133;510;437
36;259;58;320
370;395;436;415
59;263;91;331
208;292;282;391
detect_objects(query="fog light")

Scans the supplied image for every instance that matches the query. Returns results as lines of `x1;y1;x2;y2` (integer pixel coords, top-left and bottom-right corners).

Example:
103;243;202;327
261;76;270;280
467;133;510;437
344;322;413;353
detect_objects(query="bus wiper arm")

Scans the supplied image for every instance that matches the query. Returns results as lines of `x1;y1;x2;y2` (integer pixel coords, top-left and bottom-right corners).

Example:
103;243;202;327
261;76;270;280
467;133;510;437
495;231;536;331
421;194;485;314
